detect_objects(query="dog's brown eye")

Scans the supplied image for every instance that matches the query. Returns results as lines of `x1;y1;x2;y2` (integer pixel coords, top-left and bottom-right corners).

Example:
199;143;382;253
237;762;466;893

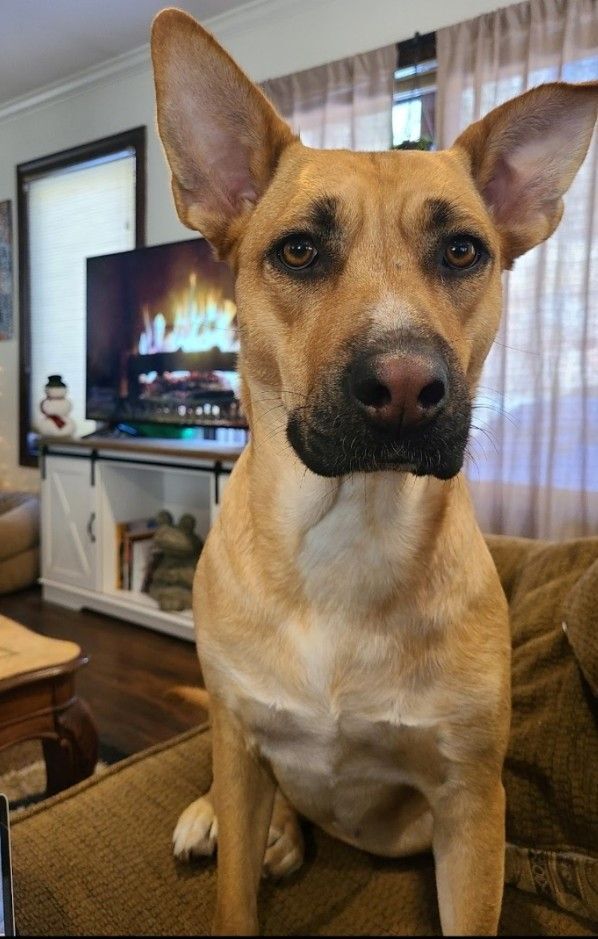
443;238;479;270
279;237;318;270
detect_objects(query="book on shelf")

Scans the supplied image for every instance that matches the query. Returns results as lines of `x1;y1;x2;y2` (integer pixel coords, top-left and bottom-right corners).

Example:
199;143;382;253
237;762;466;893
116;516;157;591
129;532;155;593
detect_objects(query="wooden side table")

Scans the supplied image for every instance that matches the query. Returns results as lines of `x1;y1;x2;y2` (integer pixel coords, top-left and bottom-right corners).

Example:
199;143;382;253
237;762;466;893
0;616;98;796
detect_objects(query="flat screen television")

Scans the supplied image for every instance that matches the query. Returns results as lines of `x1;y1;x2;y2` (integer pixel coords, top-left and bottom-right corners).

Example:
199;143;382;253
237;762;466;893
86;237;247;434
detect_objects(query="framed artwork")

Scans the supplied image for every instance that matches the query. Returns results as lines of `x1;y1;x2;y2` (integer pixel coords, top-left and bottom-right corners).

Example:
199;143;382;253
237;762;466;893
0;200;13;340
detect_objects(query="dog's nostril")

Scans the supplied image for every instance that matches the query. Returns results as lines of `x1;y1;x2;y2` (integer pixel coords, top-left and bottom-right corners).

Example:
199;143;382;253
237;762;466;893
418;379;446;409
354;378;392;409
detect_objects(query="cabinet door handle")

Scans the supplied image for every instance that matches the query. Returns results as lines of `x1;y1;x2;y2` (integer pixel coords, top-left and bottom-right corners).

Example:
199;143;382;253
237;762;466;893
87;512;96;543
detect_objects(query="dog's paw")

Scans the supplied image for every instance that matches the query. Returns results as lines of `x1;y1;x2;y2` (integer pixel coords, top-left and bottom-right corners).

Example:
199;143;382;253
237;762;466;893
173;796;218;861
262;819;305;880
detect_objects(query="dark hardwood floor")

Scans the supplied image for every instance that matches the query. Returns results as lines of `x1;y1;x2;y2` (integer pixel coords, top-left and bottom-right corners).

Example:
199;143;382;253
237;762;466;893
0;586;208;756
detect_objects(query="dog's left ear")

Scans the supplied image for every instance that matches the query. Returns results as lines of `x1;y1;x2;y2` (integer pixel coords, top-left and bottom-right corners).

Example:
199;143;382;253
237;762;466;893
151;8;296;253
453;82;597;265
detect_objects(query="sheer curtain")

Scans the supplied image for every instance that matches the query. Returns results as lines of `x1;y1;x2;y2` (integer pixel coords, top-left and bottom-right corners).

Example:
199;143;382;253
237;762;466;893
437;0;598;539
262;45;395;150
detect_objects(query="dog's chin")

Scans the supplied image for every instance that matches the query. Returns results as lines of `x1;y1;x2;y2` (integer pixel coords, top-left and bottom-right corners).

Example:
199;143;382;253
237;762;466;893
286;415;468;480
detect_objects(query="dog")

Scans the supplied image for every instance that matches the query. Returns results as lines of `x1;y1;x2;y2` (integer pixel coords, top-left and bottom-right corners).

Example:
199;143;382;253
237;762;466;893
151;9;597;934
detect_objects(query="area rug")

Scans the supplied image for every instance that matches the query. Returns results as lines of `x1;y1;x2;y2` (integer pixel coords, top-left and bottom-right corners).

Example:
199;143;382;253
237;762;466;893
0;739;127;812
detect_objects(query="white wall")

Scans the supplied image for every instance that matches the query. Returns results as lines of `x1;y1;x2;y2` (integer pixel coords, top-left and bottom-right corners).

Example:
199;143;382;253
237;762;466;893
0;0;518;490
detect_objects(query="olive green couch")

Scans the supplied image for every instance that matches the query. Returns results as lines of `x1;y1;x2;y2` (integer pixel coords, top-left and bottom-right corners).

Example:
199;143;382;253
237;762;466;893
0;491;39;595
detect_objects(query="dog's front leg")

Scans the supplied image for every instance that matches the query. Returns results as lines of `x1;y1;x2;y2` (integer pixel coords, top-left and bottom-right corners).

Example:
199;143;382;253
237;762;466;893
431;777;505;936
210;697;275;936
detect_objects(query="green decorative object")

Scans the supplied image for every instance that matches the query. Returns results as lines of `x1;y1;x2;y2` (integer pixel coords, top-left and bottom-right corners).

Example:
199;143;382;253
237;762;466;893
392;137;433;151
146;510;203;612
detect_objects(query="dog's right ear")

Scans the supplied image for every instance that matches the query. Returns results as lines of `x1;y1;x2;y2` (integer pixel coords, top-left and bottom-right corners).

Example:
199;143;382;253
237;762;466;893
151;8;295;252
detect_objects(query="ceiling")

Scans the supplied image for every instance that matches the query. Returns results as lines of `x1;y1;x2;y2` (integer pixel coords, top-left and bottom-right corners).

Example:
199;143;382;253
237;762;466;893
0;0;253;106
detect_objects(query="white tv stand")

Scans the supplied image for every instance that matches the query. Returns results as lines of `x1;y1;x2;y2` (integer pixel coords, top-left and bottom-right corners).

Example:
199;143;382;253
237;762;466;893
40;436;243;642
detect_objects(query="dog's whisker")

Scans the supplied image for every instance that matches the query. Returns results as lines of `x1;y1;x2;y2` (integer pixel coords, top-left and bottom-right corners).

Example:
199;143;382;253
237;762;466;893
464;442;481;477
491;339;541;356
471;405;518;429
465;429;492;469
470;423;500;455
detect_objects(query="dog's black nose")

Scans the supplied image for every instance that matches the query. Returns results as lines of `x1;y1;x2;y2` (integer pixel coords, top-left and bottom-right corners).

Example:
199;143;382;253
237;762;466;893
349;351;448;433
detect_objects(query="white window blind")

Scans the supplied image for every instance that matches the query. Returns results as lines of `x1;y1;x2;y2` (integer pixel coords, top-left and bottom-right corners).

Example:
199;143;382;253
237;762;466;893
27;152;136;437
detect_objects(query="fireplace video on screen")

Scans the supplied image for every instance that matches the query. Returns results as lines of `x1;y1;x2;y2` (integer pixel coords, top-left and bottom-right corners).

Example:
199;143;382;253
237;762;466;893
86;237;246;428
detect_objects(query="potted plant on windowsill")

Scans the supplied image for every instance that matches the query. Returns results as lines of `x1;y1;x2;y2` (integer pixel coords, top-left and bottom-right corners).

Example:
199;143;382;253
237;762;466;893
391;137;433;151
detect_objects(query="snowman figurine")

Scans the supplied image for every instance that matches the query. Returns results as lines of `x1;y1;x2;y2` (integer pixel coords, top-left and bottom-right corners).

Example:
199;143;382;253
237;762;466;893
38;375;76;437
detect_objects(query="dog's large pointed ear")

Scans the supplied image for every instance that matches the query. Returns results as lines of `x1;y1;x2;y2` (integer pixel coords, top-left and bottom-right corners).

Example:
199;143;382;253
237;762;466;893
151;8;296;251
453;82;597;266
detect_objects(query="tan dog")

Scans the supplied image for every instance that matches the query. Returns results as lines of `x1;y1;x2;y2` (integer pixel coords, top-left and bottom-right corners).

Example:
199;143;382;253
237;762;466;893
151;9;597;935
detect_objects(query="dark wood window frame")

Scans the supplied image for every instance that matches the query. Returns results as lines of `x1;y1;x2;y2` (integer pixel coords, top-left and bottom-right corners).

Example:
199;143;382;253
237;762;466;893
393;33;437;150
17;126;146;468
396;32;436;71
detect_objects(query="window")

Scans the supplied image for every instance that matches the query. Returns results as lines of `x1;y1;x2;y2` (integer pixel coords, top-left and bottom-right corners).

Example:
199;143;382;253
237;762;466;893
392;33;437;150
18;128;145;466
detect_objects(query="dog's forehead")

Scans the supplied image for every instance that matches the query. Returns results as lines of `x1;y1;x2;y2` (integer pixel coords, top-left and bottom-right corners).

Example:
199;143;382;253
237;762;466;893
255;143;493;237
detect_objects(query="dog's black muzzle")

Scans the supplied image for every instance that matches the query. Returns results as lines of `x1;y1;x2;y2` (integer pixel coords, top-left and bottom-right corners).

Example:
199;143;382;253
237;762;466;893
286;330;472;479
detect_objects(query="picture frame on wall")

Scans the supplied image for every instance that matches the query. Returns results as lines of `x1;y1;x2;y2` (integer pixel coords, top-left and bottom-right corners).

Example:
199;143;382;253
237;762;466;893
0;199;13;341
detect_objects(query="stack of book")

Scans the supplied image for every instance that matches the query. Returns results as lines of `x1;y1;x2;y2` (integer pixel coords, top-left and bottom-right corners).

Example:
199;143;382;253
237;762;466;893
116;516;158;592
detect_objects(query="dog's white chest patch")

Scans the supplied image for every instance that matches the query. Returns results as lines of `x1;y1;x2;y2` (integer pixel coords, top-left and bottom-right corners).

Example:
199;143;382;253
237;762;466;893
296;474;426;614
222;610;443;838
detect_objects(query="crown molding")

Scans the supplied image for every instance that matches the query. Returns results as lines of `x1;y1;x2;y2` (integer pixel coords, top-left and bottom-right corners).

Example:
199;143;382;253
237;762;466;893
0;0;299;123
0;45;150;123
206;0;306;38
